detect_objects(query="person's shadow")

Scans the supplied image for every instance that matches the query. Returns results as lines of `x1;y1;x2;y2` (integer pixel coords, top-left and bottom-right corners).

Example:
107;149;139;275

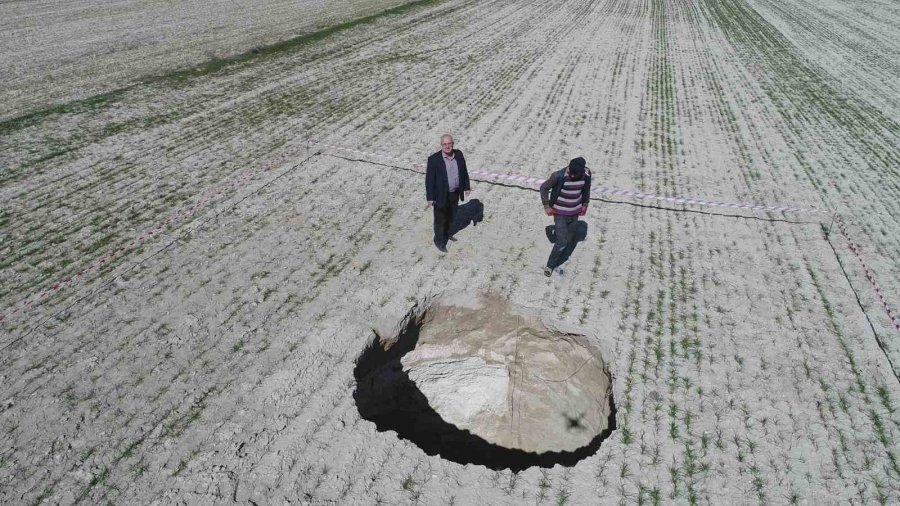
545;220;589;265
450;199;484;237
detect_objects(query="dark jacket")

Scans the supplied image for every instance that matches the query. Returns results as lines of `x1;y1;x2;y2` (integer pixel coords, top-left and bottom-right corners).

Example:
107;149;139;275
540;168;592;209
425;150;470;208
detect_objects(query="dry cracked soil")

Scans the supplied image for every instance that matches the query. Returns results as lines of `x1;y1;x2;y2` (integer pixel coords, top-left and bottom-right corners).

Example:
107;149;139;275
1;0;899;504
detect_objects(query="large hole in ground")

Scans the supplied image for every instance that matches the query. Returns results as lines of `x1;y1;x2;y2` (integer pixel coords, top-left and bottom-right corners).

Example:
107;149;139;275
354;292;616;471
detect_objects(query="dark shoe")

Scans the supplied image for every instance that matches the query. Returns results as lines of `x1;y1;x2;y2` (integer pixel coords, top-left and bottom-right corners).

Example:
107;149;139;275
447;235;458;242
435;242;448;253
543;266;553;277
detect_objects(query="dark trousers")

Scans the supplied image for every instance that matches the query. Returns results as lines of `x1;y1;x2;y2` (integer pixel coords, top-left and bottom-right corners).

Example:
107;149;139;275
433;191;460;245
547;214;578;269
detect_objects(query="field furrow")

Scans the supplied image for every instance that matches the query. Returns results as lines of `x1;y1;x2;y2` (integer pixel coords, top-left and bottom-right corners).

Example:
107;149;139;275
2;0;899;503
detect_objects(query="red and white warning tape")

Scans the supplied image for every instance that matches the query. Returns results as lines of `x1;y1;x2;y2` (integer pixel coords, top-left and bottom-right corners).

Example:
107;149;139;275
0;142;308;325
312;138;898;333
309;139;824;214
4;138;895;338
834;216;900;331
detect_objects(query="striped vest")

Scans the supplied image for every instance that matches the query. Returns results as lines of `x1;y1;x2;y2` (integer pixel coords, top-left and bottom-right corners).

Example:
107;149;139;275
552;178;585;216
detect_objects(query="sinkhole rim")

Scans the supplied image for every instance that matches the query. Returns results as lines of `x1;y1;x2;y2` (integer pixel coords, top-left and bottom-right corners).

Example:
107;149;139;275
353;293;617;471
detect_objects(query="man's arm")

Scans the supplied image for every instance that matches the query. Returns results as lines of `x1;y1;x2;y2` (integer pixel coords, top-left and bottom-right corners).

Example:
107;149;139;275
425;156;436;205
540;172;556;215
580;171;592;215
457;151;471;196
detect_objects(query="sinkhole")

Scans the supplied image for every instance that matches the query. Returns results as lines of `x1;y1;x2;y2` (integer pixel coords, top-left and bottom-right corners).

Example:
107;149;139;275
353;292;616;471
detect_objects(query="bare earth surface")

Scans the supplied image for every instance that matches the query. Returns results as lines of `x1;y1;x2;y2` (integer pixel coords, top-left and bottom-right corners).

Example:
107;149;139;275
1;0;899;504
0;0;414;121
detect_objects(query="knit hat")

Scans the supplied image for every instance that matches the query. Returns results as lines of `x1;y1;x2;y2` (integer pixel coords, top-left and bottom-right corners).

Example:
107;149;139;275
568;157;586;179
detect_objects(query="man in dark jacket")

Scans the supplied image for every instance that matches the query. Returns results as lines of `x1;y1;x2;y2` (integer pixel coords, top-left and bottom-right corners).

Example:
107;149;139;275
539;157;591;277
426;134;471;252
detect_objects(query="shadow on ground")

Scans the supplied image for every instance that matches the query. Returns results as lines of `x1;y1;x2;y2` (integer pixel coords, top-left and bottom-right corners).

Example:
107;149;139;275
450;199;484;237
544;220;588;243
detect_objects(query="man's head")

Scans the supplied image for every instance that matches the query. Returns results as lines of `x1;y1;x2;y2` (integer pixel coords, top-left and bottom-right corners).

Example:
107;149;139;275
566;157;586;180
441;134;454;156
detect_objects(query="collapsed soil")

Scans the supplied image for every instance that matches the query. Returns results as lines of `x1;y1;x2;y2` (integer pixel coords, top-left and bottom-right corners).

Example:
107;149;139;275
402;292;612;454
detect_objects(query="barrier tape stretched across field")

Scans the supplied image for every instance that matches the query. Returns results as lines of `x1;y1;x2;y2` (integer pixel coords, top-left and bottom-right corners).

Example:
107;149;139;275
0;142;310;326
311;138;899;334
834;216;900;331
3;138;896;337
309;139;824;215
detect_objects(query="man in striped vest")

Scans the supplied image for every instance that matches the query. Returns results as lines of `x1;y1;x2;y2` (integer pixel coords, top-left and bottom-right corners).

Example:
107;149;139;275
539;157;591;277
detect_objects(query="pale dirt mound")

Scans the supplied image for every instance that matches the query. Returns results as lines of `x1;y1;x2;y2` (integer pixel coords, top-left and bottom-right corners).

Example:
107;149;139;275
404;292;613;454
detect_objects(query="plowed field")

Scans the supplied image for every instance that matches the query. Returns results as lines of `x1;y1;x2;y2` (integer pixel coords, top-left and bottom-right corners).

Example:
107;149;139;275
1;0;899;503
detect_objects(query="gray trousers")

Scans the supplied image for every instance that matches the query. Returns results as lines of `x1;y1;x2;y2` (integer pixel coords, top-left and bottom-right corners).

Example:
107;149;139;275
547;215;578;269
